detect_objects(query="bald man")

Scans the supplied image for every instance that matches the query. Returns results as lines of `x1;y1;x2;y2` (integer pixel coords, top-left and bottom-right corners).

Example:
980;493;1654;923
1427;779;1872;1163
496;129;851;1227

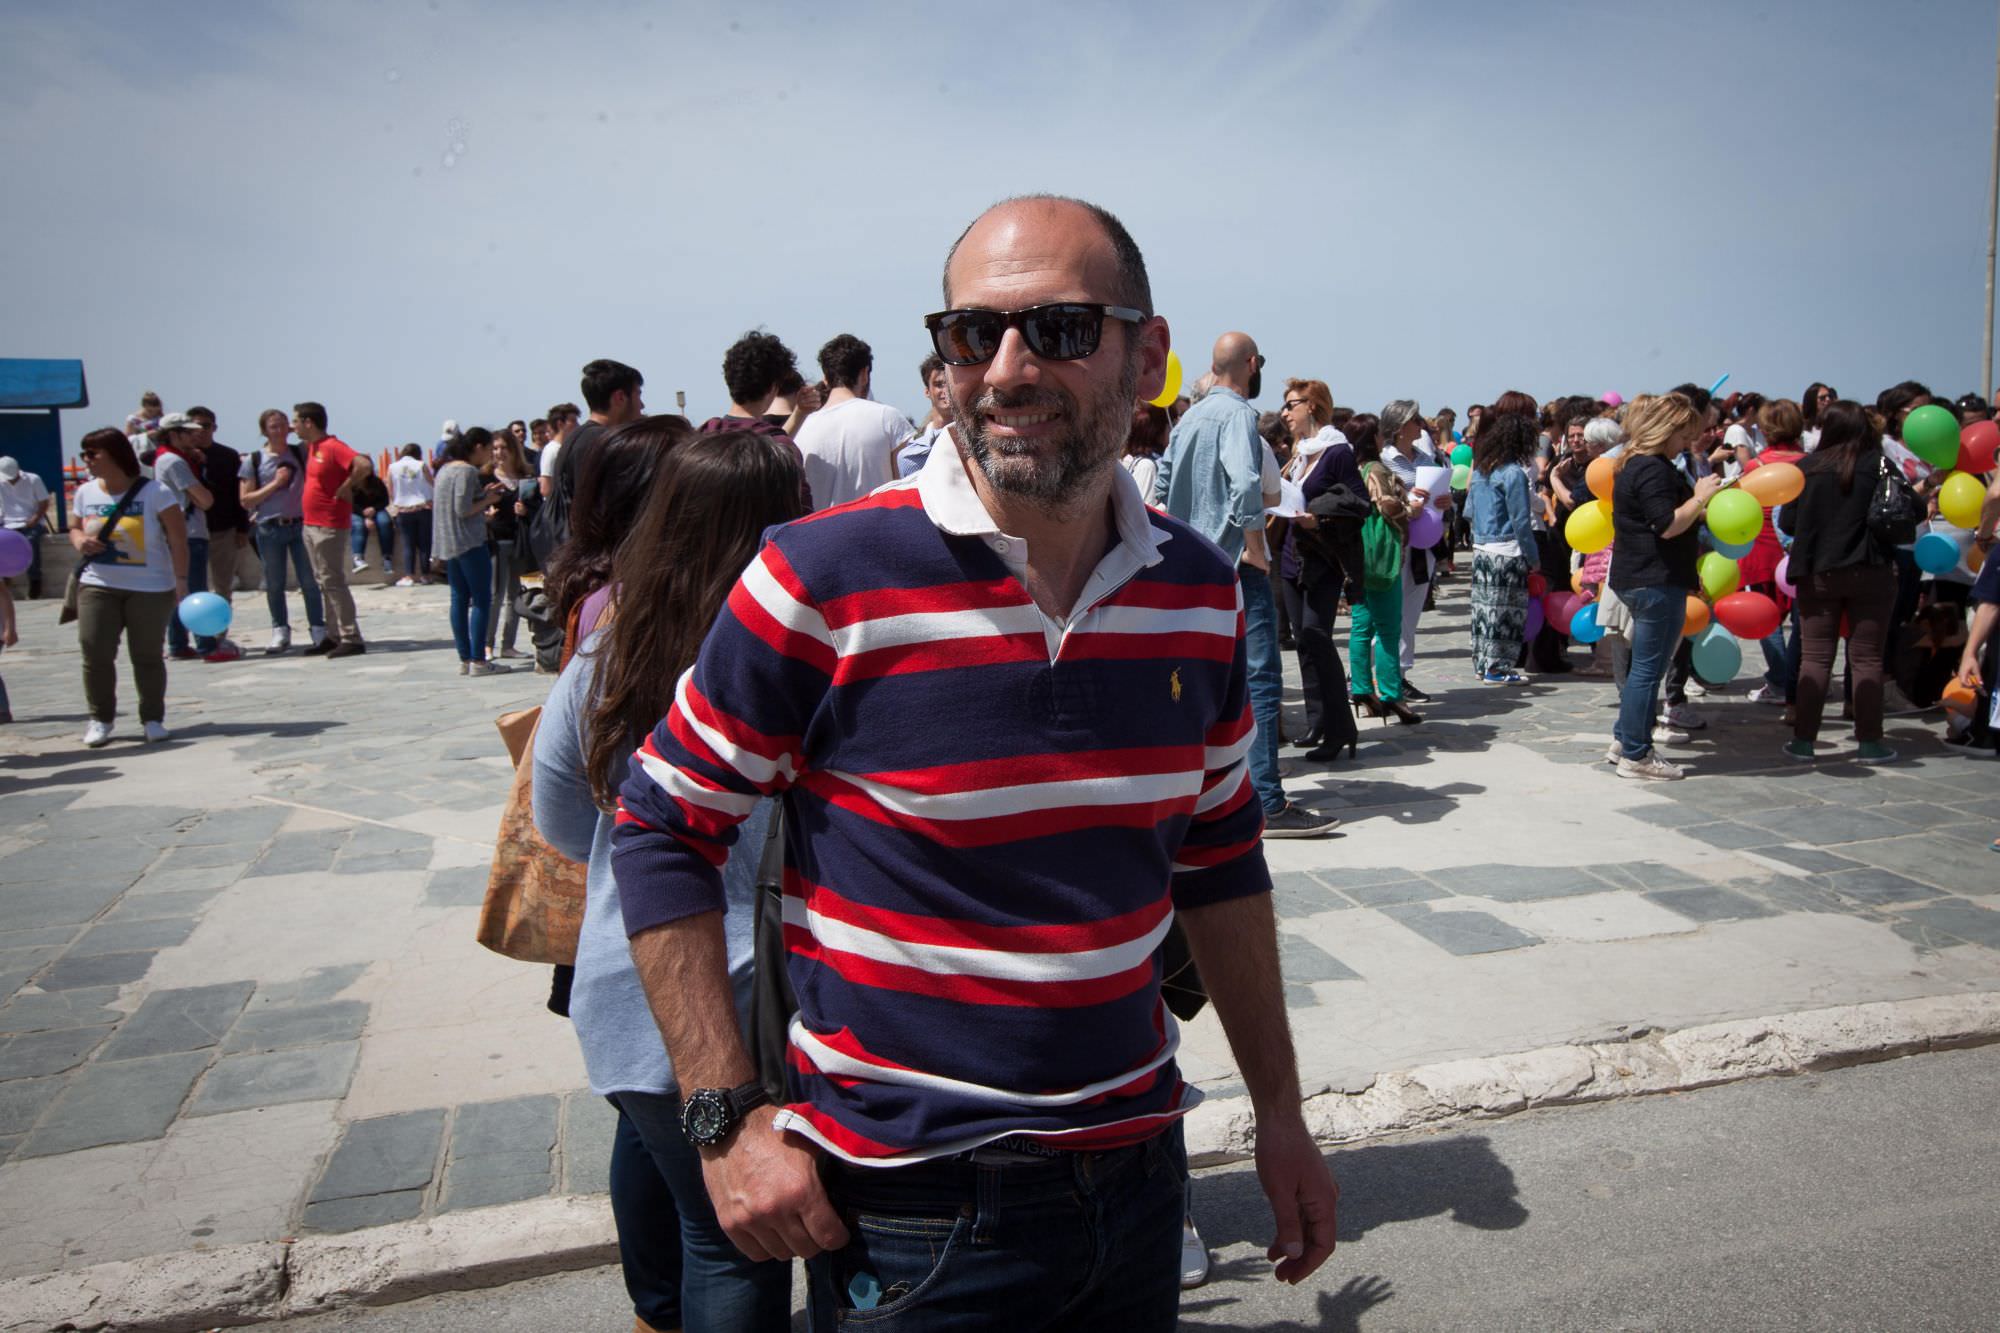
1155;334;1335;839
613;195;1340;1330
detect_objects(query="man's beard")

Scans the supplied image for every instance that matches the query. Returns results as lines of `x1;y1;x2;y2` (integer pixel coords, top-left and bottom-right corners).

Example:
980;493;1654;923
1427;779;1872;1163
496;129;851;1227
1247;368;1262;401
951;353;1139;507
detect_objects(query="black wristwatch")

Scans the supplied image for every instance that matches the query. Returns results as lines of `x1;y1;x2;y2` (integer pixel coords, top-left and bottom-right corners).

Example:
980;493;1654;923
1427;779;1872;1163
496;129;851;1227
681;1080;771;1149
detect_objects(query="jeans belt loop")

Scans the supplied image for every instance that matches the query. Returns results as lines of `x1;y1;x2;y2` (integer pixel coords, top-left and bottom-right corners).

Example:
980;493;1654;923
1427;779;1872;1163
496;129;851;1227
973;1161;1000;1246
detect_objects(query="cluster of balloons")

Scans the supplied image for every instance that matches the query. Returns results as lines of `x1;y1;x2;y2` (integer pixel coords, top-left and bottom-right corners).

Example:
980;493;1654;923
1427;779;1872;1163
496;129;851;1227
1448;440;1472;491
1906;408;1995;575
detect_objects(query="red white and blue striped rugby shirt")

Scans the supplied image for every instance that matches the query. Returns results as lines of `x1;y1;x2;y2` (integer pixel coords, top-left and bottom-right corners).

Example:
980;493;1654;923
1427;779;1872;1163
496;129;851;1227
611;440;1273;1166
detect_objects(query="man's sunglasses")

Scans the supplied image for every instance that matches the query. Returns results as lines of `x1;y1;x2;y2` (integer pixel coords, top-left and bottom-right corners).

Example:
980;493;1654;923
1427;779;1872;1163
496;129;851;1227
924;303;1145;367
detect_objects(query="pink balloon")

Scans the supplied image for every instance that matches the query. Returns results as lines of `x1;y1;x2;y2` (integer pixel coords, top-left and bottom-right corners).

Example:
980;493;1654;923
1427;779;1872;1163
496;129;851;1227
1544;591;1580;634
1775;555;1795;598
1602;392;1625;407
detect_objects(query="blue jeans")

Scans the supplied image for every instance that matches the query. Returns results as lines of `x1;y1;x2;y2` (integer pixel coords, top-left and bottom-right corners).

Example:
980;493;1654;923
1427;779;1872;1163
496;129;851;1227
610;1091;791;1333
807;1123;1187;1331
1239;562;1286;815
255;521;323;631
1615;584;1685;760
167;536;215;654
350;510;395;569
446;546;494;662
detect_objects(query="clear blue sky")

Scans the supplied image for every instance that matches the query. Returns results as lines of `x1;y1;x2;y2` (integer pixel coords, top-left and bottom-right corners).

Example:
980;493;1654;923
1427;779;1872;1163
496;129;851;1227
6;0;1999;458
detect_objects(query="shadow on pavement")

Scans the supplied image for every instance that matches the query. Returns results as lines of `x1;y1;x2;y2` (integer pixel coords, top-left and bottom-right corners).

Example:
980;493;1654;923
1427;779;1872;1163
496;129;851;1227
1180;1273;1397;1333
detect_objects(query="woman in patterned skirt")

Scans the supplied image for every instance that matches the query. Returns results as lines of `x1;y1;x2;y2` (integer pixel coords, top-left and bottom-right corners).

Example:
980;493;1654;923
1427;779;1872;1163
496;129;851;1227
1467;408;1542;684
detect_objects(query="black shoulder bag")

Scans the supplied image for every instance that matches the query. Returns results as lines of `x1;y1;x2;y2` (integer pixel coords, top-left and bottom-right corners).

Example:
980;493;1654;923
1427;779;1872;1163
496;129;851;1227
59;481;148;624
1867;454;1924;551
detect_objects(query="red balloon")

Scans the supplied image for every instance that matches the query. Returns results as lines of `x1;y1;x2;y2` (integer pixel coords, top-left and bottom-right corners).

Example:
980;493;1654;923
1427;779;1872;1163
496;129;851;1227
1526;571;1548;598
1960;418;2000;474
1712;591;1782;640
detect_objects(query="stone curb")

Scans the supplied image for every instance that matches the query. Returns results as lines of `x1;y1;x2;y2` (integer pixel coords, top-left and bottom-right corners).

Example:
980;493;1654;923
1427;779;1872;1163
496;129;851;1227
8;992;2000;1332
1183;990;2000;1165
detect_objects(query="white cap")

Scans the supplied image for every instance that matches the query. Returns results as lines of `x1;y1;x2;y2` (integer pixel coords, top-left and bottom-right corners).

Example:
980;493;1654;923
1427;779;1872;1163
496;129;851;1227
0;457;18;481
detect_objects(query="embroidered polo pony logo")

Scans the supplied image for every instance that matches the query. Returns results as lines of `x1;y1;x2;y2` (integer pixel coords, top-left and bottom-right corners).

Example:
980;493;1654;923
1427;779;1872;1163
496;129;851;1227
1170;668;1182;703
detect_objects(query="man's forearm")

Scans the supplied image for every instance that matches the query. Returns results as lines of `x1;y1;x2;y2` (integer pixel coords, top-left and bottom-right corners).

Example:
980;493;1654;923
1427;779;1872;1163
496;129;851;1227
1177;891;1303;1120
629;910;758;1091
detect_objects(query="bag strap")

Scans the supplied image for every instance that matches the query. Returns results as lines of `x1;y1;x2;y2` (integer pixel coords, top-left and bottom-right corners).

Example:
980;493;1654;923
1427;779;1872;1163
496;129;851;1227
80;480;145;568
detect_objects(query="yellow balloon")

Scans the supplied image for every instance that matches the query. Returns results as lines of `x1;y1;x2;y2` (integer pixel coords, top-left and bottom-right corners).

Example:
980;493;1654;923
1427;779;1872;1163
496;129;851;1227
1939;470;1986;529
1564;498;1614;554
1147;350;1184;409
1739;461;1805;507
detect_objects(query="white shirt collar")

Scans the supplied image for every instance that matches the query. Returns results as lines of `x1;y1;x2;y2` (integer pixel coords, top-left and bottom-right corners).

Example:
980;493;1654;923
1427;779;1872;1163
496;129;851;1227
912;427;1169;568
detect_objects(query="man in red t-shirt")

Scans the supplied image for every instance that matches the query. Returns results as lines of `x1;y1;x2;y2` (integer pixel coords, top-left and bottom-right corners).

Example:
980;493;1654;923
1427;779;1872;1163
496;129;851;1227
294;401;372;657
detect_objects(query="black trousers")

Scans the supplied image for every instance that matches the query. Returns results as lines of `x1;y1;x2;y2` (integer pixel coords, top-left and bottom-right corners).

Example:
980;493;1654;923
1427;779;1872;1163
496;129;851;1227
1278;573;1357;747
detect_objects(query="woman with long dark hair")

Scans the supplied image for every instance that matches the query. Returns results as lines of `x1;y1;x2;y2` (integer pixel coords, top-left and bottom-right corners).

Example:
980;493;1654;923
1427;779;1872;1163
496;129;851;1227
432;428;512;676
1799;381;1836;451
544;415;692;649
1778;401;1899;762
533;431;806;1332
1466;410;1540;683
67;427;190;745
485;435;535;660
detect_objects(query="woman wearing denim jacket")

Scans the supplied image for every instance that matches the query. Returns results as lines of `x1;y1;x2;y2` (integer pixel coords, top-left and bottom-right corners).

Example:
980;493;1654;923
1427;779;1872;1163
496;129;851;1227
1467;411;1542;684
533;430;805;1333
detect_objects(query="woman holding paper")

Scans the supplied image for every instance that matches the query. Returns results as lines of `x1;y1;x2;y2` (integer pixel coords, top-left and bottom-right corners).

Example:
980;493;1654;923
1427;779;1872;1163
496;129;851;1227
1278;378;1361;759
1379;400;1441;699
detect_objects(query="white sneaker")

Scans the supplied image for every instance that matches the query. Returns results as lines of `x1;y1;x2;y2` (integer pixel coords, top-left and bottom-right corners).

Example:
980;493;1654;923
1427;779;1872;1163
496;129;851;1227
83;720;114;748
1605;742;1622;764
143;721;170;743
266;626;291;655
1747;683;1785;706
350;556;368;573
1654;725;1692;746
1661;703;1706;730
459;660;469;676
394;576;415;587
1683;679;1708;697
1617;752;1685;781
1180;1219;1210;1289
309;624;328;647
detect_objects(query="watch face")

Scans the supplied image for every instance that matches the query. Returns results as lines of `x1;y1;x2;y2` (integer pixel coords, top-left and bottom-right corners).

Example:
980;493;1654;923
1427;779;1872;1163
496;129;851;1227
687;1093;728;1144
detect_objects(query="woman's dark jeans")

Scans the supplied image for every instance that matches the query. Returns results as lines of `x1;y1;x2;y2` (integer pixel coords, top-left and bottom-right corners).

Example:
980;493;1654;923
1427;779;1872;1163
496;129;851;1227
445;546;493;663
349;510;395;569
394;509;433;579
255;520;323;631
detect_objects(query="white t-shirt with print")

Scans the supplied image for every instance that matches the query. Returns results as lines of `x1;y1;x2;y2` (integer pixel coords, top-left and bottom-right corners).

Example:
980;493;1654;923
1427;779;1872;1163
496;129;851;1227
389;456;434;508
74;479;177;593
791;398;914;510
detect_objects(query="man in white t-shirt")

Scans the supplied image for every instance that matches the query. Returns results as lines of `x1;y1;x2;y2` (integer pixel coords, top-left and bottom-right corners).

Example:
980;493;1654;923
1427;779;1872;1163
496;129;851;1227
790;334;912;509
538;402;580;499
0;457;52;599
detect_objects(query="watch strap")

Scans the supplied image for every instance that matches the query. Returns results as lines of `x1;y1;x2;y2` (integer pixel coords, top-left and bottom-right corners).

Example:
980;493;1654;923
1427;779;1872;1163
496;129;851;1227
727;1079;772;1120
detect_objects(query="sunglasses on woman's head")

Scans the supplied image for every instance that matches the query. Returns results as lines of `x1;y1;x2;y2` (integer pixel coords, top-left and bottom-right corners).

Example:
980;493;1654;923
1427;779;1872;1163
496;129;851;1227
924;303;1145;367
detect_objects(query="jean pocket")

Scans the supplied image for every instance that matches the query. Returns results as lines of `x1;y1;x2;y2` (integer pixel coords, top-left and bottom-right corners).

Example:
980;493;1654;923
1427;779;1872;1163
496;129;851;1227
830;1209;972;1327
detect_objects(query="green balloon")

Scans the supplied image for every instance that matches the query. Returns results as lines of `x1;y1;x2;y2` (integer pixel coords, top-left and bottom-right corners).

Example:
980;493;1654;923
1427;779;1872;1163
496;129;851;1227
1451;443;1473;466
1690;624;1742;685
1902;404;1961;469
1698;550;1740;600
1451;462;1471;490
1704;487;1763;546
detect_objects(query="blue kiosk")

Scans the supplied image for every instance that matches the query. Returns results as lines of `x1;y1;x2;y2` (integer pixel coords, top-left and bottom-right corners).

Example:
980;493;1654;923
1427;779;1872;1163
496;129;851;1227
0;358;89;532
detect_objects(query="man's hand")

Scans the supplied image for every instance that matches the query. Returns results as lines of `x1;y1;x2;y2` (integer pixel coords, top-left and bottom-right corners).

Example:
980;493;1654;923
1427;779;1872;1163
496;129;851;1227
1960;651;1984;691
699;1106;850;1262
1256;1112;1339;1284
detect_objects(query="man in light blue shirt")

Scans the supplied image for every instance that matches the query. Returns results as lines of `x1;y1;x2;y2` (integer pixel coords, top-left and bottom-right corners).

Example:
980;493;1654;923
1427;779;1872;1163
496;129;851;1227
1154;332;1336;839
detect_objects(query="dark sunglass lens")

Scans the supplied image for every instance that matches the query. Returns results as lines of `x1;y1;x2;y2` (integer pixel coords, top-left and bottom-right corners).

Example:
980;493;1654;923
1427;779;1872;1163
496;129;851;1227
1023;306;1101;360
936;312;1004;365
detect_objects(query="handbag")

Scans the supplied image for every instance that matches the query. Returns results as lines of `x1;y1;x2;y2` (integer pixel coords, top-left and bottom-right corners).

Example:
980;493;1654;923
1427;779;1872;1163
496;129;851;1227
475;707;588;965
1867;454;1923;551
59;480;147;624
747;799;796;1102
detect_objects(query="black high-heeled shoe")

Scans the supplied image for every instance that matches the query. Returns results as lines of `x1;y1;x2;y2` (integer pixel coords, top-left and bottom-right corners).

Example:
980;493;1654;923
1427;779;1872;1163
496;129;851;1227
1304;737;1359;762
1383;696;1424;725
1293;728;1325;749
1352;694;1386;720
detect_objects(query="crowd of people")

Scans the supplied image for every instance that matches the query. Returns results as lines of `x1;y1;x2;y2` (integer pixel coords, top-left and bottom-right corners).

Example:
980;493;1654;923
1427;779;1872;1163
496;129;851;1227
7;189;2000;1331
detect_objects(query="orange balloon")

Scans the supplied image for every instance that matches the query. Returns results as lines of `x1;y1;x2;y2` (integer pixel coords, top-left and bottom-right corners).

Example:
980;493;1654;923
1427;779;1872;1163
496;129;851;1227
1739;461;1805;507
1571;568;1586;595
1586;455;1616;503
1968;541;1988;574
1941;678;1977;714
1683;595;1710;638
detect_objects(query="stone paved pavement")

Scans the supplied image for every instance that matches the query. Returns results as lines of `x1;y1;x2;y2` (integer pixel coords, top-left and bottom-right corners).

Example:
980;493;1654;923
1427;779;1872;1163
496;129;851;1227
1;572;1996;1284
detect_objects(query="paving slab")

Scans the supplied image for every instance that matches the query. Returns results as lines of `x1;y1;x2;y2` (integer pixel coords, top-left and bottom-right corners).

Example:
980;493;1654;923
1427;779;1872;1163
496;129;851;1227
224;999;370;1053
310;1108;448;1203
18;1050;210;1156
0;1024;114;1079
98;982;256;1060
190;1042;360;1115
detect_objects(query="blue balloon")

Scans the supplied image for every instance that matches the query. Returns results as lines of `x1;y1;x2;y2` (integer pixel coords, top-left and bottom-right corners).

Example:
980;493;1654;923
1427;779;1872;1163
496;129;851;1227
1569;600;1605;644
1913;531;1961;575
1709;534;1755;559
1690;624;1741;685
177;591;232;638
